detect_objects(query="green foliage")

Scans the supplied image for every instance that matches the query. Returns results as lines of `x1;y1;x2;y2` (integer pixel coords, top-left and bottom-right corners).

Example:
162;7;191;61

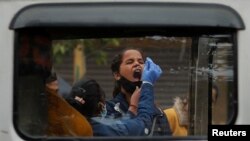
52;39;120;65
95;50;107;65
102;38;120;47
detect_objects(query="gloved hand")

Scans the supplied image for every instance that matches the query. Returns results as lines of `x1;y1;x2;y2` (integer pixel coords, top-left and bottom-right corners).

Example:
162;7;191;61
141;57;162;85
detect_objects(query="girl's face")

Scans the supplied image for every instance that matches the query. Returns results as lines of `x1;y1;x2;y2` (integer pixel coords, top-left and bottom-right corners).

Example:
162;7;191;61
115;49;144;82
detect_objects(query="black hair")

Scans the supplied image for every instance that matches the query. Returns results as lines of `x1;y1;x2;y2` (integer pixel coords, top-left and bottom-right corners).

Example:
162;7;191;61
110;48;145;97
66;78;105;118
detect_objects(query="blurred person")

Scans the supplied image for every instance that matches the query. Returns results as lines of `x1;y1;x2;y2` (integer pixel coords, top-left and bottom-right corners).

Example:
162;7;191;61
212;84;221;124
212;84;219;106
164;97;189;136
45;72;93;136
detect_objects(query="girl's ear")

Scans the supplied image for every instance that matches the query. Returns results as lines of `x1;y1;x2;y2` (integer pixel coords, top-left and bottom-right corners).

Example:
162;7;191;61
113;72;121;80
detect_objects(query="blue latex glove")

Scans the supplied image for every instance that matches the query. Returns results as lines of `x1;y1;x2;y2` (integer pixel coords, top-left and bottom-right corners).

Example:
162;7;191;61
141;57;162;85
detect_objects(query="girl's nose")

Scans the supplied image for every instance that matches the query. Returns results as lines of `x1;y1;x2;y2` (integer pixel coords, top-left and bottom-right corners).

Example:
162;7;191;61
133;61;141;67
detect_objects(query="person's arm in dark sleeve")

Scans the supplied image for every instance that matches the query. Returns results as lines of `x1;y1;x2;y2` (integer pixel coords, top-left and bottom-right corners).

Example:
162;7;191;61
92;83;154;136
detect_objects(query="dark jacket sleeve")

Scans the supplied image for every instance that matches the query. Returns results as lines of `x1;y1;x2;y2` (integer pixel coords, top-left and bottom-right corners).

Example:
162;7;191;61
123;82;155;135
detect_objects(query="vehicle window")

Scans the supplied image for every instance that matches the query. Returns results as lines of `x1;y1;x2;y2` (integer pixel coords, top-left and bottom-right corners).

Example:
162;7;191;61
14;28;236;139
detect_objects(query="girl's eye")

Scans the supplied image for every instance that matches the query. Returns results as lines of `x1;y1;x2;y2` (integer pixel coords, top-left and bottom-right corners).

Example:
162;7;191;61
139;61;144;64
125;60;133;64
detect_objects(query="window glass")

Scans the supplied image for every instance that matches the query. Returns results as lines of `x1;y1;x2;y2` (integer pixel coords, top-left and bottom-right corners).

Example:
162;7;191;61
14;29;236;139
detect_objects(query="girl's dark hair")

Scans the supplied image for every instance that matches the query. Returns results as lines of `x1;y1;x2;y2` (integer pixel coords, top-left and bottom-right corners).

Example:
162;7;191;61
110;48;144;97
66;78;105;118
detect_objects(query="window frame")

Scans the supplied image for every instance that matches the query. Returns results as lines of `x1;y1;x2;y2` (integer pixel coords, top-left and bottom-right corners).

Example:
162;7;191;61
11;2;242;141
